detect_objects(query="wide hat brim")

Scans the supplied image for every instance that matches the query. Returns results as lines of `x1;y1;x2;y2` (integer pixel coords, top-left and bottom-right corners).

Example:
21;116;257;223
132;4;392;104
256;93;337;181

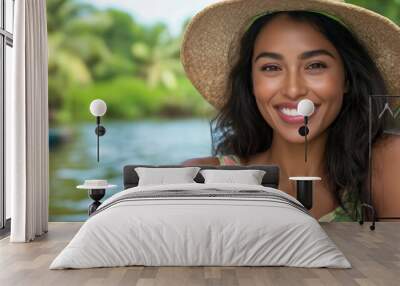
181;0;400;110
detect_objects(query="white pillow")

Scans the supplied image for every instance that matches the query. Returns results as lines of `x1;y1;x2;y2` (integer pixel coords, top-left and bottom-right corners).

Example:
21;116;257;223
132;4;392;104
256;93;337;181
135;167;201;186
200;169;266;185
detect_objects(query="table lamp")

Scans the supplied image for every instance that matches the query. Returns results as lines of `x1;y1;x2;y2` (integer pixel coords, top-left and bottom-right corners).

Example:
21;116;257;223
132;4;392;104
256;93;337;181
291;99;320;210
89;99;107;162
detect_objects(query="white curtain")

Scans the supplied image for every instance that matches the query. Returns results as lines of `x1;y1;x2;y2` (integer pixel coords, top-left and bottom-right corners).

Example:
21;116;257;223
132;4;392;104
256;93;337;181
7;0;49;242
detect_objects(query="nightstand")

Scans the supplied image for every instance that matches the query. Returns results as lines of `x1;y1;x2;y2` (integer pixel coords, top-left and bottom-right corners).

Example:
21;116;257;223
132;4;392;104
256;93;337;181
77;180;117;215
289;177;321;210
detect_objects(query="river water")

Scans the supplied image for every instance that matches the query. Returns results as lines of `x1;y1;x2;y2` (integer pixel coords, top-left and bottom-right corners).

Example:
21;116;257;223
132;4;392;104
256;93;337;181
49;118;212;221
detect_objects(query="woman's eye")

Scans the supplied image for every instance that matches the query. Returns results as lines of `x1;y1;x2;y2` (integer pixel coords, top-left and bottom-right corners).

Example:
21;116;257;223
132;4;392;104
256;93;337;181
261;65;281;72
306;62;327;70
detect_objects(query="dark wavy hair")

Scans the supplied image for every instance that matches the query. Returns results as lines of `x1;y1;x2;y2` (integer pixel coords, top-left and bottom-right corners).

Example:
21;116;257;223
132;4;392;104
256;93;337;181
210;11;388;219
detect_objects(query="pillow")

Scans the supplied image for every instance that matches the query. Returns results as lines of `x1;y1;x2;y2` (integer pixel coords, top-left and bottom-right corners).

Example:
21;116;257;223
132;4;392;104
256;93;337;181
135;167;201;186
200;169;266;185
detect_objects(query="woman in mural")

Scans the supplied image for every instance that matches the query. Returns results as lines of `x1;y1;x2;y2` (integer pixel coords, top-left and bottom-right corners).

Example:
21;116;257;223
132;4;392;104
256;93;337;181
181;0;400;222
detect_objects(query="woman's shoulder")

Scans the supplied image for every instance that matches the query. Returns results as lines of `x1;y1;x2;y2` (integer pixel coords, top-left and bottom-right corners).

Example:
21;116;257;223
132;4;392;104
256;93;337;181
372;134;400;159
181;156;220;166
181;154;244;166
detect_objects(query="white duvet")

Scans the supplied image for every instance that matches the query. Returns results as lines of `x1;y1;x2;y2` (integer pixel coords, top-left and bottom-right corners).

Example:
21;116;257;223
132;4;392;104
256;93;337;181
49;183;351;269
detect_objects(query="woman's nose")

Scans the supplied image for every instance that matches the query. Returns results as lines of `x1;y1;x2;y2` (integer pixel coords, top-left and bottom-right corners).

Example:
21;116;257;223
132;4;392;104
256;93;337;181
282;71;308;100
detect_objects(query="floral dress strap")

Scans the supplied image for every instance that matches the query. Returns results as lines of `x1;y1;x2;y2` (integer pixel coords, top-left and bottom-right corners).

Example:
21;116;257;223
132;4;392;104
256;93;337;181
217;154;242;166
318;189;361;222
318;206;353;222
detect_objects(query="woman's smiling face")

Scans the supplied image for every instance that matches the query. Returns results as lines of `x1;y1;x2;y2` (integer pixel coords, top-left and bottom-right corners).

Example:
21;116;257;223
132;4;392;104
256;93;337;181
251;14;347;144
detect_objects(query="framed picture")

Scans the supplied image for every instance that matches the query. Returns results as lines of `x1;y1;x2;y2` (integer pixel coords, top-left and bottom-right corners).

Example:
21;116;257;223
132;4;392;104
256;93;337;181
368;95;400;221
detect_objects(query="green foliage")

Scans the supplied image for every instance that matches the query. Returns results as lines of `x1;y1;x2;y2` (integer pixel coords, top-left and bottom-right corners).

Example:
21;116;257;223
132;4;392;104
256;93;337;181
47;0;208;124
60;77;214;123
102;9;139;59
347;0;400;24
47;0;96;33
47;0;399;124
131;23;183;89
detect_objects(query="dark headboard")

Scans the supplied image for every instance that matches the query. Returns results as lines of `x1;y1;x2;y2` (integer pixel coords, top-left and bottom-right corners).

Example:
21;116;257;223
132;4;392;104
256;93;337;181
123;164;280;189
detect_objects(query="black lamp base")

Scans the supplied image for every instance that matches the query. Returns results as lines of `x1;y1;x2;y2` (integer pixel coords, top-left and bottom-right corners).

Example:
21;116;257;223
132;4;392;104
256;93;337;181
296;180;313;210
88;189;105;216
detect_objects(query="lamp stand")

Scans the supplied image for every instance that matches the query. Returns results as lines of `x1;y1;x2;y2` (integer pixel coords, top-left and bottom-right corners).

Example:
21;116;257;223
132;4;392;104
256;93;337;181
305;116;308;162
359;203;376;230
94;116;106;163
359;95;378;231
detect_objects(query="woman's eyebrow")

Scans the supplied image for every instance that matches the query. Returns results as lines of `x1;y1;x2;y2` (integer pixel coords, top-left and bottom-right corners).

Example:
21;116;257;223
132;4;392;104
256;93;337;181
299;49;336;60
254;49;336;62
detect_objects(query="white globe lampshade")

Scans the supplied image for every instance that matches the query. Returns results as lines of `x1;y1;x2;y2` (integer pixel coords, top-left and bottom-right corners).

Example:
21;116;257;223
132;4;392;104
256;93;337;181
90;99;107;117
297;99;315;117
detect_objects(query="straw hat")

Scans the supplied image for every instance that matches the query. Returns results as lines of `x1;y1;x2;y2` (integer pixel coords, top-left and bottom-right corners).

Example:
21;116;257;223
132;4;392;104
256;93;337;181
181;0;400;110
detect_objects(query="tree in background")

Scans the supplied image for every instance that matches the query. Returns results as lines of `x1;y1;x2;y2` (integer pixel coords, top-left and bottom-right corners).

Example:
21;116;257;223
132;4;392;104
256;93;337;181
348;0;400;24
47;0;400;124
47;0;93;122
131;23;183;89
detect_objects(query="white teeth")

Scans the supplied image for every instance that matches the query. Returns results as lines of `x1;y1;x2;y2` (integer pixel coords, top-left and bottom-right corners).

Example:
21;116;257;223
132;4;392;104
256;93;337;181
279;107;300;116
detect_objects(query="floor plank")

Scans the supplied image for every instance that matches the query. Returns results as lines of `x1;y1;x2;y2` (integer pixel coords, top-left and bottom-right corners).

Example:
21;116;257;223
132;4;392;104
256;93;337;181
0;222;399;286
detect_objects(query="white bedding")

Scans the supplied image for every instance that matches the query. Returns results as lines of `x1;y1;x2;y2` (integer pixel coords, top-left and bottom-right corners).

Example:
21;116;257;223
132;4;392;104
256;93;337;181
49;183;351;269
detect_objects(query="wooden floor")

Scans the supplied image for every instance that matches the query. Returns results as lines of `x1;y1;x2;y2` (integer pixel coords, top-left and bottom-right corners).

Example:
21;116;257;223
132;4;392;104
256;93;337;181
0;222;399;286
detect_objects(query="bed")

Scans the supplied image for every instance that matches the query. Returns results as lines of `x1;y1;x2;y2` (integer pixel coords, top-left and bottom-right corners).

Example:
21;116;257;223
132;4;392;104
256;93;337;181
49;164;351;269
